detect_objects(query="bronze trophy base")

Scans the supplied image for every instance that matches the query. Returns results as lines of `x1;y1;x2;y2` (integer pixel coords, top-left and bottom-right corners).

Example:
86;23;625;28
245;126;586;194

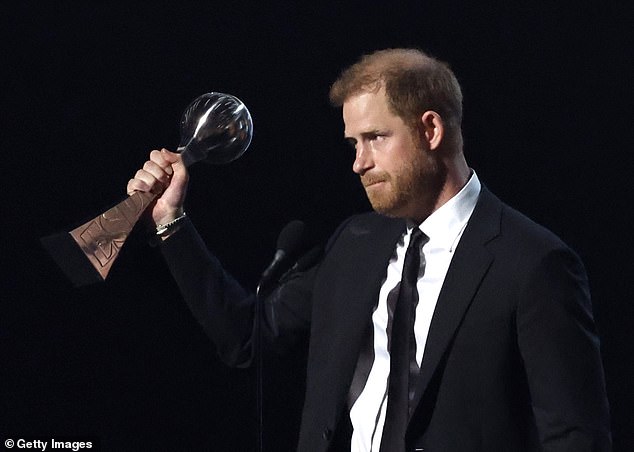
41;191;156;286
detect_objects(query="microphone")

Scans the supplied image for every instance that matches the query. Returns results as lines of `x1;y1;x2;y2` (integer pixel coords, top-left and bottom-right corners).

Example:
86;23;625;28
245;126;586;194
257;220;305;295
254;219;305;452
279;245;324;283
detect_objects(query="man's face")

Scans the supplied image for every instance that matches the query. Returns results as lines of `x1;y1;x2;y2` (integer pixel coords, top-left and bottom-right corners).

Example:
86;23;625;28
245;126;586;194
343;88;441;221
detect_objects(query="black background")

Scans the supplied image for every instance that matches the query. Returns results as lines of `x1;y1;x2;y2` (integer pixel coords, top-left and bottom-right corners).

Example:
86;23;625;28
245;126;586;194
2;2;632;450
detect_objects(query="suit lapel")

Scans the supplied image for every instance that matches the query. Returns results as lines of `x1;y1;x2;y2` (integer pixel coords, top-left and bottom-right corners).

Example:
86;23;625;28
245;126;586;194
410;188;502;412
319;215;405;369
304;214;405;431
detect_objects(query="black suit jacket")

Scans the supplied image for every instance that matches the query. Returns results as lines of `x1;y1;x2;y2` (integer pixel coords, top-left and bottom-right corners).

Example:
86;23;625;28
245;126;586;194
161;186;611;451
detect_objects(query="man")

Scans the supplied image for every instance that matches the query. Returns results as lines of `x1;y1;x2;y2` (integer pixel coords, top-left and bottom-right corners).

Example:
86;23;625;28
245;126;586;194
128;49;611;451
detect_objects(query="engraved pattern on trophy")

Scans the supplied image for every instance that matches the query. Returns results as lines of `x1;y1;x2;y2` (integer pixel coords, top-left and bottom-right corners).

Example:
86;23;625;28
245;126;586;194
69;191;156;279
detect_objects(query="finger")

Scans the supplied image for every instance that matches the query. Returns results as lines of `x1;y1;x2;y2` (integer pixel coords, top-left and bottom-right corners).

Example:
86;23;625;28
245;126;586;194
134;168;166;195
149;149;175;176
160;149;188;185
143;160;172;185
127;178;151;195
131;168;160;192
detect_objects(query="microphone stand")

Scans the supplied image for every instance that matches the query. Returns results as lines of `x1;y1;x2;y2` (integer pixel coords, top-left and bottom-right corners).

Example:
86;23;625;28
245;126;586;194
254;281;266;452
252;220;305;452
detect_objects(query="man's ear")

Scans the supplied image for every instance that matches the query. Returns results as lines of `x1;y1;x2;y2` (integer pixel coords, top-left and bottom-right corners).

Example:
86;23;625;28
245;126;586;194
420;110;445;151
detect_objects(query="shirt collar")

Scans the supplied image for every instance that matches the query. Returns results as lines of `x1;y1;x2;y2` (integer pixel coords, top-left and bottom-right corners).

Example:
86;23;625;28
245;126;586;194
410;171;481;250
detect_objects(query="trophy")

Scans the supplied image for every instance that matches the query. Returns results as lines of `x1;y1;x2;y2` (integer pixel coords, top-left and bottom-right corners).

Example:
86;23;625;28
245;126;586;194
42;92;253;286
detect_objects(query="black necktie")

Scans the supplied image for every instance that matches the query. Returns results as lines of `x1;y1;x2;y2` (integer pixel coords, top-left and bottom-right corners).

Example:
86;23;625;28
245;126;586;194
380;228;427;451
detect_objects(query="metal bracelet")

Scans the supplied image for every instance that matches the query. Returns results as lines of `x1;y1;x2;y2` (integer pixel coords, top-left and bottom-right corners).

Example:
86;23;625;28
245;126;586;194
156;212;187;235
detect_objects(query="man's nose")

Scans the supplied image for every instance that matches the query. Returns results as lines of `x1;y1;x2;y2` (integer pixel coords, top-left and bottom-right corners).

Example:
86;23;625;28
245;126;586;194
353;145;373;175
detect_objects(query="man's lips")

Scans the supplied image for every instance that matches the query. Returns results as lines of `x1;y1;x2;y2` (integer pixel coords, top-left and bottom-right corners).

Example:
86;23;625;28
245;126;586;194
363;178;386;188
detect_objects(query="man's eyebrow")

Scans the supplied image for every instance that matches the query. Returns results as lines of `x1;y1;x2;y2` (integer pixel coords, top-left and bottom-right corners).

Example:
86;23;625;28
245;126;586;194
353;130;383;139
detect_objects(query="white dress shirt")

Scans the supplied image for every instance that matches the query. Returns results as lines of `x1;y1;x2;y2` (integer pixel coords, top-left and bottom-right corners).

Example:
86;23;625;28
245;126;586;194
350;172;481;451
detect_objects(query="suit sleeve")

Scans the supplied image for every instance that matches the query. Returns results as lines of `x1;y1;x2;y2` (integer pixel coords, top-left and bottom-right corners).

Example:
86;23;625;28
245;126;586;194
159;219;316;367
516;245;612;451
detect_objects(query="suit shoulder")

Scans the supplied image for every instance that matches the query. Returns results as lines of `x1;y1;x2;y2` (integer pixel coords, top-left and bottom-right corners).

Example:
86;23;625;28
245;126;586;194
335;211;403;235
500;202;569;251
491;203;587;276
476;188;578;262
325;212;403;251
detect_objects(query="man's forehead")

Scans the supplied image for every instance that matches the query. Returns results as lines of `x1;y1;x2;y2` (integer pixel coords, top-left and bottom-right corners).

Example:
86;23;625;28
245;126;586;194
343;88;392;129
343;84;385;105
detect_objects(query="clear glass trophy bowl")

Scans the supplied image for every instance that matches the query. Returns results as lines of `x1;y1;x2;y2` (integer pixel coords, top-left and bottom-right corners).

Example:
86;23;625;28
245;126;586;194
178;92;253;166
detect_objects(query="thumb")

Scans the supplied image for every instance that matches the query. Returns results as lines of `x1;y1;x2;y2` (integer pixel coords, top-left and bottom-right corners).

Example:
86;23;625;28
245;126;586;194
160;148;181;164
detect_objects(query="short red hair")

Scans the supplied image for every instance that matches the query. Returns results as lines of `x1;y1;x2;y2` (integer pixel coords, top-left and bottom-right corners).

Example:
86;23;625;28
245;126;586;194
329;48;463;134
